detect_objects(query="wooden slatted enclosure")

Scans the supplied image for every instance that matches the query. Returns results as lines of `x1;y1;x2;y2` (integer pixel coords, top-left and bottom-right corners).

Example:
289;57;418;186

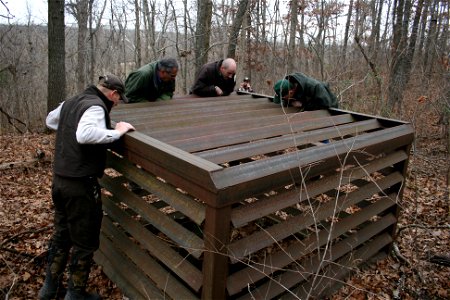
93;94;414;299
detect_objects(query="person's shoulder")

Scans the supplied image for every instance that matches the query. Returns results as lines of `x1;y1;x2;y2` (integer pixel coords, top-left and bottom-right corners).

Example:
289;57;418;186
289;72;309;80
205;60;218;67
134;61;157;72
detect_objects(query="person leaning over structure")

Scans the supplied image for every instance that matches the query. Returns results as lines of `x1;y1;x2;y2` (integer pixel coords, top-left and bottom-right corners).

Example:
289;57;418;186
125;57;179;102
273;72;338;110
40;75;135;300
190;58;237;97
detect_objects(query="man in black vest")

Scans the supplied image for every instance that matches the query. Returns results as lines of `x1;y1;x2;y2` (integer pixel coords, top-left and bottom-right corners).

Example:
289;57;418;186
39;75;134;300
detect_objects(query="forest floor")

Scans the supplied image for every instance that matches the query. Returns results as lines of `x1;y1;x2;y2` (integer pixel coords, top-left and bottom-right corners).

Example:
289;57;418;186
0;102;449;299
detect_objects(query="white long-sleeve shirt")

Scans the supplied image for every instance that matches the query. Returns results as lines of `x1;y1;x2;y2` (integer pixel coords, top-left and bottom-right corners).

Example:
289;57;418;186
46;102;122;144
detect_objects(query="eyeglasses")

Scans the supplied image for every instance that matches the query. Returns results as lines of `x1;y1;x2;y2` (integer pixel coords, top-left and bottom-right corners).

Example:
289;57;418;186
162;69;177;78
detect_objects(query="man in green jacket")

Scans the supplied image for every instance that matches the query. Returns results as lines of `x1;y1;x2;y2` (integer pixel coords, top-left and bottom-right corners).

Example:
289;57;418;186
125;58;178;102
273;72;338;110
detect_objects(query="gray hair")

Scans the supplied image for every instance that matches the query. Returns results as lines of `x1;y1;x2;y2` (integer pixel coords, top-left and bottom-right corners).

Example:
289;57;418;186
158;58;179;71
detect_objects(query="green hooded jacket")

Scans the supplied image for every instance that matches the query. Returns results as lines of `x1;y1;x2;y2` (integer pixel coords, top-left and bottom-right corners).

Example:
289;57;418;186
125;61;175;103
273;72;338;110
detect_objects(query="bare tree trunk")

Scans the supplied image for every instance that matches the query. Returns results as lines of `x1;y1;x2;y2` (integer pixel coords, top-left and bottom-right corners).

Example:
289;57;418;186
110;3;129;77
354;0;361;39
403;0;424;84
287;0;298;73
142;0;156;60
417;0;430;61
48;0;66;113
215;0;230;58
194;0;212;76
298;2;305;70
227;0;249;59
436;3;449;73
88;0;94;83
141;0;150;62
271;0;280;76
68;0;90;91
381;0;393;54
368;0;383;60
424;0;439;78
315;0;328;79
244;6;251;79
387;0;411;115
180;0;192;94
343;0;353;65
134;0;142;67
374;0;384;61
355;36;382;113
89;0;106;79
158;0;172;57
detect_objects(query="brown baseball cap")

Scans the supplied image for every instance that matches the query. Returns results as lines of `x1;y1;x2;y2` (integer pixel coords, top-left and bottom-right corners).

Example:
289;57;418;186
99;74;128;103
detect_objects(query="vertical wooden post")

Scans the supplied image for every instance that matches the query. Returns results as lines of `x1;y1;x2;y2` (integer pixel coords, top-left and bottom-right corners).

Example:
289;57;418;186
202;205;231;300
390;144;413;239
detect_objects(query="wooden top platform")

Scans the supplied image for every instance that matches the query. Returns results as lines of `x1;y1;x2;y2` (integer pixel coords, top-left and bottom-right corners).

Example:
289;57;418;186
110;93;414;207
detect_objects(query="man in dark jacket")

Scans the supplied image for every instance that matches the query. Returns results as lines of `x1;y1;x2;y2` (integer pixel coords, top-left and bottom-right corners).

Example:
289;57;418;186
191;58;237;97
125;58;178;102
273;72;338;110
39;75;134;300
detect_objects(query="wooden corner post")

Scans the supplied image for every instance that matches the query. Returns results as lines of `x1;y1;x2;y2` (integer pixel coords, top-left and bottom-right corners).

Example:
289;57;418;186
202;204;232;299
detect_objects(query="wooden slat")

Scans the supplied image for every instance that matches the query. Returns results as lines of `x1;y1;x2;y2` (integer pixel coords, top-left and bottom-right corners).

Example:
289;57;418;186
236;213;395;300
112;94;276;111
111;94;258;114
329;107;410;126
197;119;381;163
101;194;203;291
113;102;279;122
227;196;397;295
100;175;204;258
106;151;205;225
287;233;393;299
128;105;284;127
212;124;414;191
96;233;167;299
144;109;331;140
94;249;148;300
168;114;355;152
231;150;407;227
227;173;402;263
122;130;221;194
240;231;393;300
125;148;219;205
317;252;388;298
101;216;199;299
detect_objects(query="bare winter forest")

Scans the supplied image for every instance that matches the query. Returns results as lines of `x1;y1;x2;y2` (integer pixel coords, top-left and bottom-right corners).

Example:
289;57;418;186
0;0;449;299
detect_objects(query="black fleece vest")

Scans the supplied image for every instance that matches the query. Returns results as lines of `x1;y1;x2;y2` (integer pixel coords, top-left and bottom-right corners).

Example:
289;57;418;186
53;86;112;178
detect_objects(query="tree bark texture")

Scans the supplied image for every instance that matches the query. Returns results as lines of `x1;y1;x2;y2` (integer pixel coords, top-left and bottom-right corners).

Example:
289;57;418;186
47;0;66;113
287;0;298;74
227;0;249;59
194;0;213;76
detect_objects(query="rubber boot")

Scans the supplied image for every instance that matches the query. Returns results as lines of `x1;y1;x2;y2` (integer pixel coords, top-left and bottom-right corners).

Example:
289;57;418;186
64;258;100;300
38;245;69;300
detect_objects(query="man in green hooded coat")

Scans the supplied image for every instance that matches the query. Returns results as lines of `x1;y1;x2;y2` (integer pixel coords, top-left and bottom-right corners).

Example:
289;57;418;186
273;72;338;110
125;58;178;102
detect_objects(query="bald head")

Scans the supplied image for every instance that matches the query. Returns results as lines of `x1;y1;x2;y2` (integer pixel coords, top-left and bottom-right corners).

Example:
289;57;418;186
220;58;236;80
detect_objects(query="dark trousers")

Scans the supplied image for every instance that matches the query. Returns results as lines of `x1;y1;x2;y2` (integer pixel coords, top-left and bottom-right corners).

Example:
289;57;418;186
50;174;103;264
